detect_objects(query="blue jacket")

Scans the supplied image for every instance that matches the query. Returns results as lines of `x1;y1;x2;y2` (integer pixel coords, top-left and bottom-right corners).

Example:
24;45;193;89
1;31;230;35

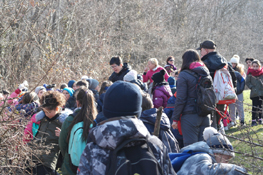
235;71;245;95
140;108;179;153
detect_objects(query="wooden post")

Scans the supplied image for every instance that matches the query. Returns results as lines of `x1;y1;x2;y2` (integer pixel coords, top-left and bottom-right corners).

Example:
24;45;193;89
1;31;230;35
153;106;163;137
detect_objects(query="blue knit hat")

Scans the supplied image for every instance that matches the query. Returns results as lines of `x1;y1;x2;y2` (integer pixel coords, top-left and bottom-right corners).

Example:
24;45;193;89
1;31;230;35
68;80;76;88
63;87;75;97
168;76;176;88
103;81;142;118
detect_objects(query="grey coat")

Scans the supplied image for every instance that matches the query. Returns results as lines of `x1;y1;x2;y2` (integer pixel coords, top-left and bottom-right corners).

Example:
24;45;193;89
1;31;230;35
246;74;263;98
177;141;247;175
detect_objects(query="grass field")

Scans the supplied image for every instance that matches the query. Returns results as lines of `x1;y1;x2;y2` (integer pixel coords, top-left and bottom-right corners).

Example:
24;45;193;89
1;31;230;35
226;90;263;174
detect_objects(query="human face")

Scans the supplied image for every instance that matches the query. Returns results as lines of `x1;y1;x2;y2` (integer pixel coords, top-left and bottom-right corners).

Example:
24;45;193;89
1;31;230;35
43;107;59;119
168;59;175;65
38;90;45;99
147;61;156;70
252;63;260;70
214;153;232;163
72;83;77;90
111;63;123;74
246;60;252;67
63;90;70;101
231;63;237;69
200;48;208;58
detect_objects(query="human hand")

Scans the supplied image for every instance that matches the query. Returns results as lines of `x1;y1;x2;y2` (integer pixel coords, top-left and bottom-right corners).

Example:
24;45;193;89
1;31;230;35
144;66;149;72
172;121;178;129
55;127;61;137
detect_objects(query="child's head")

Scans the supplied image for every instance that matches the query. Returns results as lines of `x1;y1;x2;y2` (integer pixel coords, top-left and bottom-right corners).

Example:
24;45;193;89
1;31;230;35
62;87;74;101
99;81;113;96
88;79;99;91
35;86;46;99
60;83;68;90
245;58;254;67
230;55;240;69
40;91;66;118
22;92;39;104
141;92;153;112
76;80;89;90
252;59;261;70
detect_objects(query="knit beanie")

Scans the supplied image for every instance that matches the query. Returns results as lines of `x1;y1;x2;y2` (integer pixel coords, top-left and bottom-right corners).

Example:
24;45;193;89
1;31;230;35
203;127;235;157
103;81;142;118
230;55;240;64
88;79;99;90
123;70;137;82
68;80;76;88
152;69;165;83
63;87;75;97
168;76;176;86
35;86;46;95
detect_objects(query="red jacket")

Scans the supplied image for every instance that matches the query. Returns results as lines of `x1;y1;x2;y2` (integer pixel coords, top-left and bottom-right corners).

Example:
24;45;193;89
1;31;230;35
143;66;169;83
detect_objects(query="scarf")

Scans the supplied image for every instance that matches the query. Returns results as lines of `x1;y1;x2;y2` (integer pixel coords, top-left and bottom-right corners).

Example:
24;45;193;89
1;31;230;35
247;67;263;77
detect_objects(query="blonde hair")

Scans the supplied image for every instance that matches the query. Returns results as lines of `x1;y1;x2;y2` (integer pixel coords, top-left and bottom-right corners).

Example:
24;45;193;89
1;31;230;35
148;58;158;67
235;64;245;76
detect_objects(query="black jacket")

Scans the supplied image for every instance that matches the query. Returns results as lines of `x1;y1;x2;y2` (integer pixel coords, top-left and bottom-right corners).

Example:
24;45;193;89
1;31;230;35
172;66;211;121
235;71;245;95
108;63;130;82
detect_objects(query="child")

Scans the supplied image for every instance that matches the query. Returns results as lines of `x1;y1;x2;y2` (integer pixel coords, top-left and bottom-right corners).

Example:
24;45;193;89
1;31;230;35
28;91;68;175
87;78;99;101
15;92;39;118
97;80;112;113
35;86;47;99
151;69;172;108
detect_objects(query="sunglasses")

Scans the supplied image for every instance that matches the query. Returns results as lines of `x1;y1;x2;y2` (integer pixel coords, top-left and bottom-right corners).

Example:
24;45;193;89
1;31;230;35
169;60;175;61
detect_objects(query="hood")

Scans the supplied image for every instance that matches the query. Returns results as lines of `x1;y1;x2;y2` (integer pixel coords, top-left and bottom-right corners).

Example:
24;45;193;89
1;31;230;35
36;108;73;123
155;85;173;98
180;141;213;155
140;108;170;130
88;117;150;150
190;63;210;77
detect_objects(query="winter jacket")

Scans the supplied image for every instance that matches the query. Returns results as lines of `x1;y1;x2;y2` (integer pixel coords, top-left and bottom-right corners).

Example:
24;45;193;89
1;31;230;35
246;74;263;98
108;63;131;82
77;117;176;175
177;141;247;175
97;93;105;113
140;108;179;153
152;84;172;108
32;109;72;170
65;95;77;110
172;65;210;121
15;101;39;118
130;79;147;91
23;113;41;143
59;108;80;175
143;66;169;83
164;64;177;74
93;112;107;127
7;89;21;105
90;89;99;102
235;71;245;95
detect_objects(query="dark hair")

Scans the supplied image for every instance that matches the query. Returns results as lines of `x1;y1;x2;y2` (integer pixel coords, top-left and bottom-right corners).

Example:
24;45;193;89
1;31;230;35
109;56;123;66
76;80;89;88
67;89;98;142
245;58;254;63
174;70;179;76
181;49;201;71
166;56;175;64
60;83;68;90
252;59;262;68
141;92;153;111
40;91;66;110
22;92;39;104
99;81;113;96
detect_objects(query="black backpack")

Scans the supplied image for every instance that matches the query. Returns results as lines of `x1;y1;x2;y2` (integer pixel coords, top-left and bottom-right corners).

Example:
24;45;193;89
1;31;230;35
106;138;164;175
185;70;216;116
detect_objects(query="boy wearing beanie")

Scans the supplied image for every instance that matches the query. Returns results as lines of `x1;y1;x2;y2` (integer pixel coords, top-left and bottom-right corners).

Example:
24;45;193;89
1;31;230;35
171;127;247;175
78;81;175;175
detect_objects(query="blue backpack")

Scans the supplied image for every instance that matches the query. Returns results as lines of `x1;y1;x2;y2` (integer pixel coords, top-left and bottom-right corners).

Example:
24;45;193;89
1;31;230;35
169;150;205;172
68;122;87;172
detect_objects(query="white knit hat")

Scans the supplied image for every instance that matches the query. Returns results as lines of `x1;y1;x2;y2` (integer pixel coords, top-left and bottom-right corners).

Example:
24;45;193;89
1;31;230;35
203;127;235;157
35;86;46;95
123;70;137;82
230;55;240;64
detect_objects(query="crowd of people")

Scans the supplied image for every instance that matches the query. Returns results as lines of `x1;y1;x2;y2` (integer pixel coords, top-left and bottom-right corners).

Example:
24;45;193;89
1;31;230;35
0;39;261;174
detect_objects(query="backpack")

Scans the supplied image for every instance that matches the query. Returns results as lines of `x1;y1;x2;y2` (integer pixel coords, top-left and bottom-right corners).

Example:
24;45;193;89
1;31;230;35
185;70;217;116
106;137;164;175
68;121;87;173
169;150;205;172
213;67;237;101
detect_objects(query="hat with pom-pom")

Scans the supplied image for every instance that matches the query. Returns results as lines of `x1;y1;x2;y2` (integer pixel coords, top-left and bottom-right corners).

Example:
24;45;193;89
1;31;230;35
230;55;240;64
203;127;235;157
152;69;165;83
123;70;138;82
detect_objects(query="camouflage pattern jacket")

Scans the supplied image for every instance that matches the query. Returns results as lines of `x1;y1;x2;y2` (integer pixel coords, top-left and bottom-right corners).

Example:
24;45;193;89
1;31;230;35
77;117;176;175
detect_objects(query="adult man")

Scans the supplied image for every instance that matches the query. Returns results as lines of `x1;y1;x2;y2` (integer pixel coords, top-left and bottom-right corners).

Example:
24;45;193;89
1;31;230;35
197;40;237;132
108;56;130;82
77;81;176;175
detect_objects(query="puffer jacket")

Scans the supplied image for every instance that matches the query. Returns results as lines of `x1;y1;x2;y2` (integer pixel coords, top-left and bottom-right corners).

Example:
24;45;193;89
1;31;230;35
171;65;210;121
152;83;172;108
177;141;247;175
32;109;72;170
77;117;176;175
140;108;179;153
246;74;263;98
235;71;245;95
15;101;39;118
108;63;131;82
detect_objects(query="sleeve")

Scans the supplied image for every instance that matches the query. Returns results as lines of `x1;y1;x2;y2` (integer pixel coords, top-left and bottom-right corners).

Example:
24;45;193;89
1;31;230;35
171;73;188;121
59;117;71;158
23;114;36;143
153;90;164;108
245;74;254;89
7;89;20;105
143;71;150;83
164;70;170;82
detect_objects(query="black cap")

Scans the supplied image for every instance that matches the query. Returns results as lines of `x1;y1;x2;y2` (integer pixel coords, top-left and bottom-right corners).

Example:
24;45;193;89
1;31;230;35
196;40;216;50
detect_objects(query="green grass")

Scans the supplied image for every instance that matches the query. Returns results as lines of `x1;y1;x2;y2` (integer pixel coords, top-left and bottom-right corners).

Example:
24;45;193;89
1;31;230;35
226;90;263;174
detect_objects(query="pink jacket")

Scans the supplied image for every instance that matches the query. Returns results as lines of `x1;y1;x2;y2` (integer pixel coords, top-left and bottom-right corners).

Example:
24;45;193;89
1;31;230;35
143;66;169;83
152;84;172;108
7;89;21;105
23;113;40;143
